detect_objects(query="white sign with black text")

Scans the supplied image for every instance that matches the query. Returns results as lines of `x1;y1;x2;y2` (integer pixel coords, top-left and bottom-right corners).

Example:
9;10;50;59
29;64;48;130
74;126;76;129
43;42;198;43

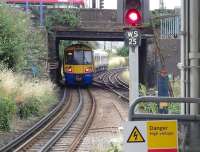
125;29;141;47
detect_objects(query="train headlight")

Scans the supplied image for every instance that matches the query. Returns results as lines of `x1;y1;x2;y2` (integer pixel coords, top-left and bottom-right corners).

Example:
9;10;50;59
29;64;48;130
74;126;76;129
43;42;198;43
68;67;72;73
85;67;92;73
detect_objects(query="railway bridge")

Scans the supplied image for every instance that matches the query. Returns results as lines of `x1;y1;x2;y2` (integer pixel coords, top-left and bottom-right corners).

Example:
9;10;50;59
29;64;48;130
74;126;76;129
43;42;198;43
47;8;152;83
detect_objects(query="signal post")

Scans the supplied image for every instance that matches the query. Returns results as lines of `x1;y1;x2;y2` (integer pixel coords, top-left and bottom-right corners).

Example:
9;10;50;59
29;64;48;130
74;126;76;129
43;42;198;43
123;2;142;105
125;29;141;105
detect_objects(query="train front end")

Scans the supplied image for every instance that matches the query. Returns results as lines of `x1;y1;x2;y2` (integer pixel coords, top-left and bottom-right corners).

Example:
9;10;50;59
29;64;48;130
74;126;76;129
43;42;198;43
63;44;94;86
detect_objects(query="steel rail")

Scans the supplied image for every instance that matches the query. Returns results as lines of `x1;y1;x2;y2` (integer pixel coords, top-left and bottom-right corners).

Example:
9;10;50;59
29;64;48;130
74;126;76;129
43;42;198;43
68;88;96;152
93;69;129;102
0;89;68;152
39;88;83;152
116;74;129;90
108;70;120;88
14;89;72;152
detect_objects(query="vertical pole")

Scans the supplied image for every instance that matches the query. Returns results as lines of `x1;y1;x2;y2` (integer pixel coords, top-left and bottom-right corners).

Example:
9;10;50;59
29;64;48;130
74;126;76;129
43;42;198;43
170;18;172;37
160;18;163;39
164;18;167;39
189;0;200;115
40;0;43;26
25;0;29;14
189;2;200;149
117;0;124;24
180;0;186;114
168;18;170;38
92;0;96;8
129;46;139;105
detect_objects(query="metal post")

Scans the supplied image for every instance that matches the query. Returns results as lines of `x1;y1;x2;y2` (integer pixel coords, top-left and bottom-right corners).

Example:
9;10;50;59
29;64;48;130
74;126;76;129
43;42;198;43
129;46;139;105
188;1;200;147
160;18;163;39
180;0;186;114
25;0;29;14
40;0;44;26
189;0;200;115
167;18;170;38
164;18;167;39
172;17;174;37
171;17;173;37
117;0;124;24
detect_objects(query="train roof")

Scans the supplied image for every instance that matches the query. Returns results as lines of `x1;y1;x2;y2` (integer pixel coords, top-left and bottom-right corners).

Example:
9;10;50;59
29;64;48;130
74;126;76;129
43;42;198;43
93;49;108;56
65;44;92;51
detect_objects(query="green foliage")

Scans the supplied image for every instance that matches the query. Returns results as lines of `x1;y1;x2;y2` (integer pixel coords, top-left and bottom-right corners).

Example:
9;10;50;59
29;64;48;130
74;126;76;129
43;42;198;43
17;98;40;119
23;28;47;76
116;46;129;57
0;3;30;70
0;3;47;73
106;142;122;152
45;9;79;31
0;97;16;131
138;84;159;113
139;84;147;96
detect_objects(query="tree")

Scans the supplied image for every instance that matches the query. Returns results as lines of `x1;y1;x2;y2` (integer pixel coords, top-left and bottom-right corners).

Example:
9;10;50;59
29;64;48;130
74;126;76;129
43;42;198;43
0;2;47;73
117;46;129;57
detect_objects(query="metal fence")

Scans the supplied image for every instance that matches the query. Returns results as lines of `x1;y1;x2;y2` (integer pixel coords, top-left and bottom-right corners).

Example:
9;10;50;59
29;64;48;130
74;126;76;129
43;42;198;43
129;97;200;152
160;15;180;39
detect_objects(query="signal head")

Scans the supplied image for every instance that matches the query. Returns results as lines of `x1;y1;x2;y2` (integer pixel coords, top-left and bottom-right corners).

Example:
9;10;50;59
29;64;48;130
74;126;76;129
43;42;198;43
125;8;142;26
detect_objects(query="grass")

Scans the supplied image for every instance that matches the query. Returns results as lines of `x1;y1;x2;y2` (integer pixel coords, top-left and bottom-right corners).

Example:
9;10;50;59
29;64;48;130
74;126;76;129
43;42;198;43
91;137;123;152
0;64;57;131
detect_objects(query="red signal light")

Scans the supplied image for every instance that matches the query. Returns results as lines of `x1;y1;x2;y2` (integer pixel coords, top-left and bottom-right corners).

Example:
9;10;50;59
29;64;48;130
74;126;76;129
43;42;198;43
125;8;141;26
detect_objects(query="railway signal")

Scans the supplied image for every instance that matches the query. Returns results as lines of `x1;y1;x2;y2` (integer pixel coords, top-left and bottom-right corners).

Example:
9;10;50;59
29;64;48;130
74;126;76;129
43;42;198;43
124;0;142;104
124;0;142;26
125;8;141;26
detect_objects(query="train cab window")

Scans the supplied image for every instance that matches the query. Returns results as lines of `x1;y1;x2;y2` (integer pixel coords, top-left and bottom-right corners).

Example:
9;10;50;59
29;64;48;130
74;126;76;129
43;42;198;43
74;50;84;64
65;49;92;65
84;51;92;64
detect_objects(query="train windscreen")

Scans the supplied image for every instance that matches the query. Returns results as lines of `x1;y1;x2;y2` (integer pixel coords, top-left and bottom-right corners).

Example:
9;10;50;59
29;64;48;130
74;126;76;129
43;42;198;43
65;50;92;65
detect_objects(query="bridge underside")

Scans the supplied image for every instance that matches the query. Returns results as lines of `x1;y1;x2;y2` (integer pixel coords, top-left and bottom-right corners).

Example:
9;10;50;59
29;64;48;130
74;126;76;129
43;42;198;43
56;31;125;41
48;9;153;83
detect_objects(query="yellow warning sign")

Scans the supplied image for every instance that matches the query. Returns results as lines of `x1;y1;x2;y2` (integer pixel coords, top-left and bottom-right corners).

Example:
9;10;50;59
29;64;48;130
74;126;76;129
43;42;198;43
127;126;145;143
147;120;178;148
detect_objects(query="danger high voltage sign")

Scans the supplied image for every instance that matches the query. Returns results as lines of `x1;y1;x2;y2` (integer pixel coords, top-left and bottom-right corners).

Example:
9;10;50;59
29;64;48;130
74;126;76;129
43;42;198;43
124;120;178;152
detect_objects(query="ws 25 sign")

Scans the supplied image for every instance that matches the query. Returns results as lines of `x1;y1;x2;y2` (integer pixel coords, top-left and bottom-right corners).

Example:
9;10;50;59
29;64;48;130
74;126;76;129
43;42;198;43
125;29;141;47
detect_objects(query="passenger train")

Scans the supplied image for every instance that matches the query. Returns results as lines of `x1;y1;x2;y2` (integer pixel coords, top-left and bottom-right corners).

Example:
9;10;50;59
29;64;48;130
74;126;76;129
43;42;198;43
63;44;108;86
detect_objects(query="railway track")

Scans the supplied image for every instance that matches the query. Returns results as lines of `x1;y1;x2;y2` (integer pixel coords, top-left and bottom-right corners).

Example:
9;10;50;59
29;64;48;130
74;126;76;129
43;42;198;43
1;88;96;152
93;68;129;102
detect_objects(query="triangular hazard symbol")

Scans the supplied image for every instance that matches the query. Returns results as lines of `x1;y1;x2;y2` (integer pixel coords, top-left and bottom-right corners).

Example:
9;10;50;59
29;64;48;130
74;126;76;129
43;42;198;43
127;126;145;143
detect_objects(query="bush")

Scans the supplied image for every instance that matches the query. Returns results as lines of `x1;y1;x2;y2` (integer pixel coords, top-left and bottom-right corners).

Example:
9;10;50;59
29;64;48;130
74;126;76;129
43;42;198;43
116;46;129;57
0;2;47;73
0;66;57;122
17;98;40;119
45;9;79;31
0;97;16;131
0;3;30;70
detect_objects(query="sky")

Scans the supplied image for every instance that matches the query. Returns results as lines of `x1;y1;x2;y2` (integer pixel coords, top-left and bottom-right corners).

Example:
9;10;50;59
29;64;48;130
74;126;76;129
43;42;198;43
150;0;181;10
104;0;181;10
